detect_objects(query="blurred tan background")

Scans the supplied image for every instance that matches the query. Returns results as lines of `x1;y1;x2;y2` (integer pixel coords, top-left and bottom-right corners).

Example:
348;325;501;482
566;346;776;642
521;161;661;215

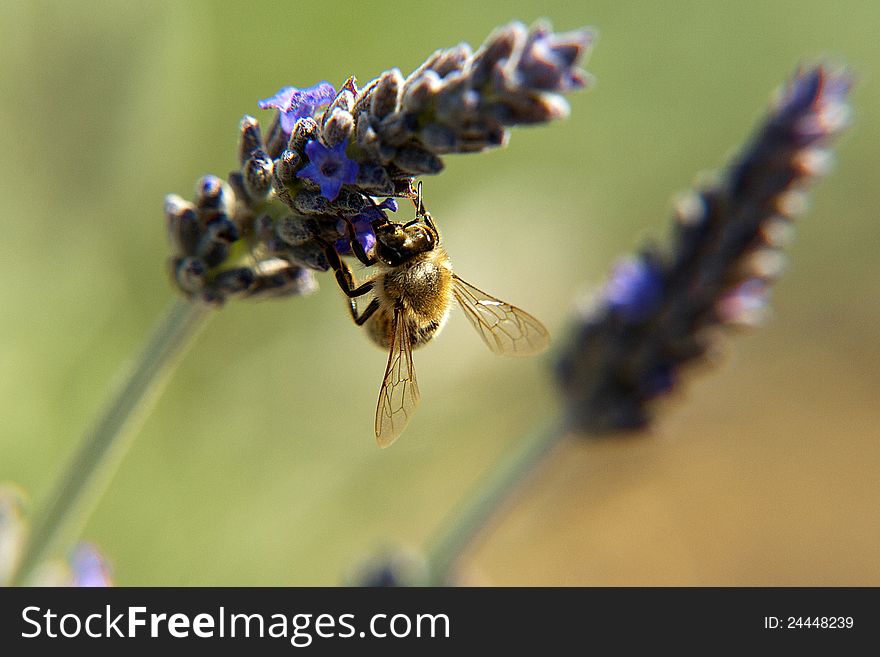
1;0;877;585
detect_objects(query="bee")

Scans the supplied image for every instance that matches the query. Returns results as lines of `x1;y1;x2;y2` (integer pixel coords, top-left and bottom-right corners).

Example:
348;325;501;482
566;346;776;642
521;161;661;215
323;185;549;447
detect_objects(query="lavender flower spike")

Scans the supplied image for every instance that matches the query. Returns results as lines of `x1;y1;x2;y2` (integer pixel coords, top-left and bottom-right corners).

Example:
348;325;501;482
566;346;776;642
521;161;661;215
556;65;852;434
166;22;592;306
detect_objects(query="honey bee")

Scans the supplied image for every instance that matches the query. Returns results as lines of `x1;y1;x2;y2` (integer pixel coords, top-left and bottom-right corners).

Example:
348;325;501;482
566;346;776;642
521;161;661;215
323;186;549;447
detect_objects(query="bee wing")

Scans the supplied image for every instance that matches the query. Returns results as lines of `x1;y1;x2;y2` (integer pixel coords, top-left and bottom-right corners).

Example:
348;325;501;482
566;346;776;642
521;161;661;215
452;274;550;356
375;308;421;447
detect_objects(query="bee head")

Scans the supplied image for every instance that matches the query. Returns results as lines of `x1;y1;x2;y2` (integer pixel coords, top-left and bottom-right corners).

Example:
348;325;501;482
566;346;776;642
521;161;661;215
373;218;437;267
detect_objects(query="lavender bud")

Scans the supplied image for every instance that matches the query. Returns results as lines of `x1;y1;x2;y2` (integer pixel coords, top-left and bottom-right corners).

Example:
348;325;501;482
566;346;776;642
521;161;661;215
351;77;379;117
211;267;256;296
354;161;395;195
226;171;249;208
490;91;570;125
292;186;369;216
371;69;404;120
419;124;458;152
164;195;200;255
322;108;355;147
516;22;594;92
432;43;472;78
238;115;265;166
292;189;333;215
253;213;275;241
455;118;507;151
275;149;302;186
393;143;444;175
251;262;319;297
325;83;355;117
469;22;523;88
377;112;417;148
402;70;442;115
276;214;318;246
265;114;287;159
288;117;319;154
200;241;229;269
194;176;235;226
331;188;372;215
243;148;274;201
355;113;381;154
204;215;238;244
286;243;331;272
171;256;207;294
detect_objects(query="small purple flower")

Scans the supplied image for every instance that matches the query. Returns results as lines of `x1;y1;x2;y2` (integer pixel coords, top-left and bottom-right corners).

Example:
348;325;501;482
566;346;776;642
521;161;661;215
258;82;336;134
335;216;377;257
296;139;360;201
335;198;397;257
368;197;399;217
605;257;664;323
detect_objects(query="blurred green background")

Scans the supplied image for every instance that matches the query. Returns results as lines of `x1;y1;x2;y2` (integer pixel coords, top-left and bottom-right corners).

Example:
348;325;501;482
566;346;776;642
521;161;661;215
1;0;878;585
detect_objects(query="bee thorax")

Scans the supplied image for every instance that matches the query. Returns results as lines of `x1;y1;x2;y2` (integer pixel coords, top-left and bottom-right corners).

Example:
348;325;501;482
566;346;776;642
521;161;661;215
368;251;454;349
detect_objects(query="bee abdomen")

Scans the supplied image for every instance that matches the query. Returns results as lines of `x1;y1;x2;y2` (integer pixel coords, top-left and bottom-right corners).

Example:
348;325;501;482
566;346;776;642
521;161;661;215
367;250;453;351
365;309;449;351
410;318;443;348
367;307;395;350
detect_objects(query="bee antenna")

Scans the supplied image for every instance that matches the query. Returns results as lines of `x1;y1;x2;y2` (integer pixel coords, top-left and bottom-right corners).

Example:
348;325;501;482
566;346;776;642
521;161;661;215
410;181;439;235
413;181;430;220
415;181;425;218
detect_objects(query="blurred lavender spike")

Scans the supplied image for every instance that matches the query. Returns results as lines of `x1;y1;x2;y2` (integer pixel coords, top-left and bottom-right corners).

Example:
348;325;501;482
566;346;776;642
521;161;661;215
556;65;852;434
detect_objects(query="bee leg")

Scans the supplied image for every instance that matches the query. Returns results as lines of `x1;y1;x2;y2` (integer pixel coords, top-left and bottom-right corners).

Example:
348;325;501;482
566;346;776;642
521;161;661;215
340;217;378;267
320;239;376;323
322;243;374;299
350;236;377;266
354;297;380;326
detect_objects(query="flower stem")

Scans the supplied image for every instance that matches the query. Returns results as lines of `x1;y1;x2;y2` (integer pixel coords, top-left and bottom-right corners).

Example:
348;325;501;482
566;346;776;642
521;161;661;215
425;415;569;585
11;298;211;585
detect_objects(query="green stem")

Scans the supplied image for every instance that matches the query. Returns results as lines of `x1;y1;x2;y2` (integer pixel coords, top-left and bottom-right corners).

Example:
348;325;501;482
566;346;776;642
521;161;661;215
425;415;569;585
11;298;211;585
